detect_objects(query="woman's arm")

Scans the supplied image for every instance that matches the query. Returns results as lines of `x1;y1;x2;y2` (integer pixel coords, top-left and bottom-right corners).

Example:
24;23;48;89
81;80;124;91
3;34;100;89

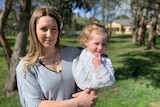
16;61;97;107
39;89;97;107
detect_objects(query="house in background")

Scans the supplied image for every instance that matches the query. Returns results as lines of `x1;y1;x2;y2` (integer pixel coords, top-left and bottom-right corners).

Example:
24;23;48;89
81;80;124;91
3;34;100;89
106;19;160;35
106;19;132;35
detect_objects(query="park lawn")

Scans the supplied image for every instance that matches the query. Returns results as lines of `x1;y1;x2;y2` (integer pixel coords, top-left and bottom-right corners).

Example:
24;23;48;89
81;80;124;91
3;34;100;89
0;34;160;107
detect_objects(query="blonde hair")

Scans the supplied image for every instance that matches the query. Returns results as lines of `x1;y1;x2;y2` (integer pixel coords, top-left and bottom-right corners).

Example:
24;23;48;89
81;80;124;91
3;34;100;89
21;6;61;71
78;21;109;47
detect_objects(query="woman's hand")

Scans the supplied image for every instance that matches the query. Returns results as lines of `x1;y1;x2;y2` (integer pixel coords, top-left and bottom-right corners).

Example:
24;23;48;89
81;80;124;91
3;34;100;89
72;89;98;107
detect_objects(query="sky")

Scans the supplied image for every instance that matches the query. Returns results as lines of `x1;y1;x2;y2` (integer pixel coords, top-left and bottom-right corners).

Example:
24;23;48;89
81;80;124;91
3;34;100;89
72;1;132;20
0;0;131;20
0;0;95;18
73;8;98;19
73;8;131;21
0;0;4;9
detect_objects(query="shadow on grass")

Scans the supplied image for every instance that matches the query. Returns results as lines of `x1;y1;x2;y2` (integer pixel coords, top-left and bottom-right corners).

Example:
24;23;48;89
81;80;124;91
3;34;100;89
111;34;132;39
115;50;160;88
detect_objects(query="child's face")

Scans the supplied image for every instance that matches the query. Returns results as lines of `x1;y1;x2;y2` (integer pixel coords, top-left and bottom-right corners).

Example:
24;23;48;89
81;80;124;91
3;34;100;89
85;30;107;56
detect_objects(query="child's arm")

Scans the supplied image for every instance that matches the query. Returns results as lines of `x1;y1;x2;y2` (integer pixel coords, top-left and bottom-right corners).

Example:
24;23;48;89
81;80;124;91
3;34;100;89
91;53;115;88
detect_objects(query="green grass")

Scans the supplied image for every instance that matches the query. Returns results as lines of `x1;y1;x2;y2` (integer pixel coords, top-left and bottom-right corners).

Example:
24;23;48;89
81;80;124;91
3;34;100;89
95;34;160;107
0;34;160;107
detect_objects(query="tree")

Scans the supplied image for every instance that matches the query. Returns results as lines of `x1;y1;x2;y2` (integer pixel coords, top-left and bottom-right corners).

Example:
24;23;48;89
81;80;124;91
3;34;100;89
138;0;148;46
46;0;93;31
0;0;13;68
131;0;160;49
115;14;129;19
131;0;146;44
3;0;31;94
147;2;159;49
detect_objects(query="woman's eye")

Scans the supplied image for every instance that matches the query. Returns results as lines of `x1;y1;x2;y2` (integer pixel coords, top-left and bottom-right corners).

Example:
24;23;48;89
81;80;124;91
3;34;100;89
41;28;47;32
51;29;56;31
51;28;57;31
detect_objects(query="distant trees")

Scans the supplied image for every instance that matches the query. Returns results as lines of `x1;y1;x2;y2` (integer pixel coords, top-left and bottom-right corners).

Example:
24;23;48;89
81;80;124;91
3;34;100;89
131;0;160;49
45;0;93;31
115;14;129;19
91;0;123;25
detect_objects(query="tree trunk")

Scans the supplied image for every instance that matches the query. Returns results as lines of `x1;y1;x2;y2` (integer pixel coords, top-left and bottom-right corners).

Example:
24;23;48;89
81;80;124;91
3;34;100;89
3;0;31;94
138;8;148;46
132;28;139;43
147;14;157;49
132;9;140;44
101;0;106;25
0;33;12;67
147;3;159;49
0;0;13;68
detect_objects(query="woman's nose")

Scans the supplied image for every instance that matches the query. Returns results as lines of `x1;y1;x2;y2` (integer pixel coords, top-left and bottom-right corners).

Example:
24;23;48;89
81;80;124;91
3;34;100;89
46;30;52;37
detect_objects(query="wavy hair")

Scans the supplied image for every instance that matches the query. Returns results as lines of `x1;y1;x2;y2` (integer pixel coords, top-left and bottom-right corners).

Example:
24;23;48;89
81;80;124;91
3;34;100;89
78;21;109;47
21;6;61;71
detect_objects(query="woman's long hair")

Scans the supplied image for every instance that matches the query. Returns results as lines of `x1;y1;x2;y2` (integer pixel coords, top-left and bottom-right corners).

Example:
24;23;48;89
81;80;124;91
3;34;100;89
21;6;61;71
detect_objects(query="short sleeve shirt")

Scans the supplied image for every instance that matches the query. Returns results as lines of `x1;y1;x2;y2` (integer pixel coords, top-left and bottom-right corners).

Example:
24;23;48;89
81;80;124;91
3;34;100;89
16;46;81;107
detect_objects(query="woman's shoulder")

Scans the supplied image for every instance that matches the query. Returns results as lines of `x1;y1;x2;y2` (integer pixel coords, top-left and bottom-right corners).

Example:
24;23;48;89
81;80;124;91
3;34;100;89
61;46;80;50
16;60;39;74
60;46;82;60
16;60;26;70
60;46;81;53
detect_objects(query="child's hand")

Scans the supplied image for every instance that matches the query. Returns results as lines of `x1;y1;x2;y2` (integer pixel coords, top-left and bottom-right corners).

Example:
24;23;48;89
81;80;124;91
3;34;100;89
92;53;102;68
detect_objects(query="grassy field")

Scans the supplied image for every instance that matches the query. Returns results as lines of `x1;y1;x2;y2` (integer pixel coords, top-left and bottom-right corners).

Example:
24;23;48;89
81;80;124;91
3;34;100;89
0;34;160;107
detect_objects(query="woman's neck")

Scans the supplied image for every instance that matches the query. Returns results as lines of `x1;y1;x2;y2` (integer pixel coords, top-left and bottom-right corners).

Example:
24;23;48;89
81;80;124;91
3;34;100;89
42;46;57;58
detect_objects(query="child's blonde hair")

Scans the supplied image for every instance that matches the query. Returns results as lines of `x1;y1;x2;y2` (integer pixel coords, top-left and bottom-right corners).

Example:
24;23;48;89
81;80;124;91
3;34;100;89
78;20;109;47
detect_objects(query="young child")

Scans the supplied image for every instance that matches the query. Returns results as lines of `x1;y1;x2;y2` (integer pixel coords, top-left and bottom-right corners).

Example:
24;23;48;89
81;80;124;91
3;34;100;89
72;21;115;91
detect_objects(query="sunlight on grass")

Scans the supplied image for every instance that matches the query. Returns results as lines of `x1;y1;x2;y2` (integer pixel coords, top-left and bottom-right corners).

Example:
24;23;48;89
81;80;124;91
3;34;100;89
0;34;160;107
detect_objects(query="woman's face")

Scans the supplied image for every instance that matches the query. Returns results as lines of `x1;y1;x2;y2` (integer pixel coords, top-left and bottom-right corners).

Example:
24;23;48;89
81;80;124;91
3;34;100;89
36;16;59;49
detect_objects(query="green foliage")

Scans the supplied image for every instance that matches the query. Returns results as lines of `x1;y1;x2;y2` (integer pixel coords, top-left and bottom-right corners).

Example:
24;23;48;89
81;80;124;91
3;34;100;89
45;0;94;31
72;17;91;25
0;34;160;107
71;17;104;31
115;14;130;19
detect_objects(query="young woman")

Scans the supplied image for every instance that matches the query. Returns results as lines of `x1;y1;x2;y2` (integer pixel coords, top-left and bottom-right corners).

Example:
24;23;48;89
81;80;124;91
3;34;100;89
16;6;97;107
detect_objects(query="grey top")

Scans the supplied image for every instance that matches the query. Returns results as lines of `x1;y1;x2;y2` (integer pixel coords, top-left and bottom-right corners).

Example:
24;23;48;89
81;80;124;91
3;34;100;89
16;46;81;107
